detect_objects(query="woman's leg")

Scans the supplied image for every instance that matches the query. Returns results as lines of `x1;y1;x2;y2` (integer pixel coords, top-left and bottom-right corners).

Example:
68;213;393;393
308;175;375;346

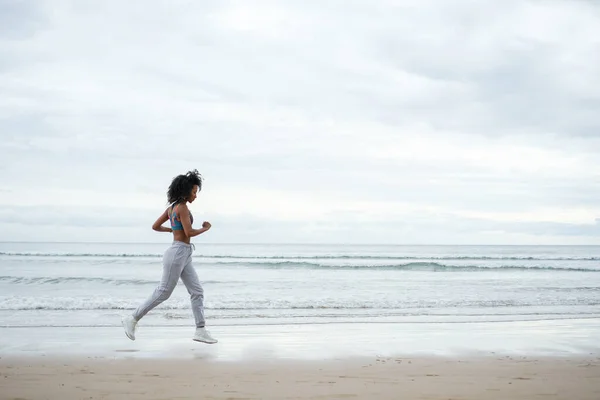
133;244;188;321
123;243;189;340
179;253;217;344
179;256;205;328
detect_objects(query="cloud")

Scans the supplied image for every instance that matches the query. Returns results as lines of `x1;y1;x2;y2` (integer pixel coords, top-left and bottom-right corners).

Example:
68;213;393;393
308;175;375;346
0;0;599;244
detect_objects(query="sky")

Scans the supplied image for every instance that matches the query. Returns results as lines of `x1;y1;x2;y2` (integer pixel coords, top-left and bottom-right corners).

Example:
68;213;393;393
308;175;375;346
1;0;599;245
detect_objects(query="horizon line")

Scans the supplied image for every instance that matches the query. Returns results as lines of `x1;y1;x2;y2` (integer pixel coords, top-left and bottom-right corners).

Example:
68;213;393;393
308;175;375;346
0;241;599;247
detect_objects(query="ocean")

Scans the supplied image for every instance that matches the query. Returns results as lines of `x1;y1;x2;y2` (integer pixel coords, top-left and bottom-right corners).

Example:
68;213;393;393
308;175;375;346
1;242;599;329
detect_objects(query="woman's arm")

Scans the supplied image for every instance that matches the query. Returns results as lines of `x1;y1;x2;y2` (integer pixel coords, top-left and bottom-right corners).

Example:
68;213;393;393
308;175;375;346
152;209;173;233
178;204;211;237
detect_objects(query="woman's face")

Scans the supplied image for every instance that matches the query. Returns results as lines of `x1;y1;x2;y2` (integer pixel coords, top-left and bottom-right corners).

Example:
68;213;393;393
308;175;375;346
188;185;199;203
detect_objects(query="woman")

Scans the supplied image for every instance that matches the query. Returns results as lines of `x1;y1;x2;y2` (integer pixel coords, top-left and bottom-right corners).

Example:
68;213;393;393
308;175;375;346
121;169;217;344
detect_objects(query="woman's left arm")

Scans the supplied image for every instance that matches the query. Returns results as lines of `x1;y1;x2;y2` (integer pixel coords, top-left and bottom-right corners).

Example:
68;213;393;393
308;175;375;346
152;209;172;233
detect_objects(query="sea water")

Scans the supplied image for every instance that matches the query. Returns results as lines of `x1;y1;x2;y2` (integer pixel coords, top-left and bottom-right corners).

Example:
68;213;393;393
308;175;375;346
1;242;599;329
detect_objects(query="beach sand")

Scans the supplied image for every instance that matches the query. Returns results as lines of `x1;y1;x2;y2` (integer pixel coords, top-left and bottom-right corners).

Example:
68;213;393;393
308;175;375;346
1;321;600;399
2;355;600;399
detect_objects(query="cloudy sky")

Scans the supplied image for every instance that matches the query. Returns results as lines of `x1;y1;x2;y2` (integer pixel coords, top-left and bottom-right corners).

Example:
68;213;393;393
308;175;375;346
1;0;599;244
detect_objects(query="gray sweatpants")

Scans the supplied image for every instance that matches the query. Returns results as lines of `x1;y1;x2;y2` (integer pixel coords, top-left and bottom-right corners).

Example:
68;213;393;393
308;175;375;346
133;241;205;328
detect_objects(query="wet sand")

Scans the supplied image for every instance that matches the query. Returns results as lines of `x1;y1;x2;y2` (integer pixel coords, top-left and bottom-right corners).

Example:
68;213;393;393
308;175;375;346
1;320;599;399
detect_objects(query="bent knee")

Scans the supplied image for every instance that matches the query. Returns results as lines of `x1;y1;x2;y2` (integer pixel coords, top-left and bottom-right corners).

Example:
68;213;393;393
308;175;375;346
189;286;204;298
157;286;176;300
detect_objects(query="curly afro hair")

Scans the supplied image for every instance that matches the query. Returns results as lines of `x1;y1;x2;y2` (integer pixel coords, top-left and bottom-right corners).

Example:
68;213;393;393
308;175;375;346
167;169;203;204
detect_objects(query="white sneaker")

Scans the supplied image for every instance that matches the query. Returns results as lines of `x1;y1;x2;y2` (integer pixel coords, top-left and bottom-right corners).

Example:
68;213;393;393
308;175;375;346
193;327;218;344
121;315;137;341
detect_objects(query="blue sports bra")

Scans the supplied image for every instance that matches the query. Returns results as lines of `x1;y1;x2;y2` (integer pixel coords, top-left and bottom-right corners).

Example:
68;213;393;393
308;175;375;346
169;204;193;231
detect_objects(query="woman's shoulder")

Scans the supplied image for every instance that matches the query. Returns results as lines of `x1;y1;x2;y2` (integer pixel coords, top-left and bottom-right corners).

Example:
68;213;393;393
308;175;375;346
172;202;190;213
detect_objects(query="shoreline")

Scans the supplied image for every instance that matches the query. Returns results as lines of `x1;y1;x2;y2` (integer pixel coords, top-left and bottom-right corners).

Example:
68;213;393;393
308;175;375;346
2;316;599;399
1;319;599;361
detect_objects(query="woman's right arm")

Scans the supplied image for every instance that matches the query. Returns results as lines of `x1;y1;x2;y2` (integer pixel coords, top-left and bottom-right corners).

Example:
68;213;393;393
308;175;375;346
178;205;211;237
